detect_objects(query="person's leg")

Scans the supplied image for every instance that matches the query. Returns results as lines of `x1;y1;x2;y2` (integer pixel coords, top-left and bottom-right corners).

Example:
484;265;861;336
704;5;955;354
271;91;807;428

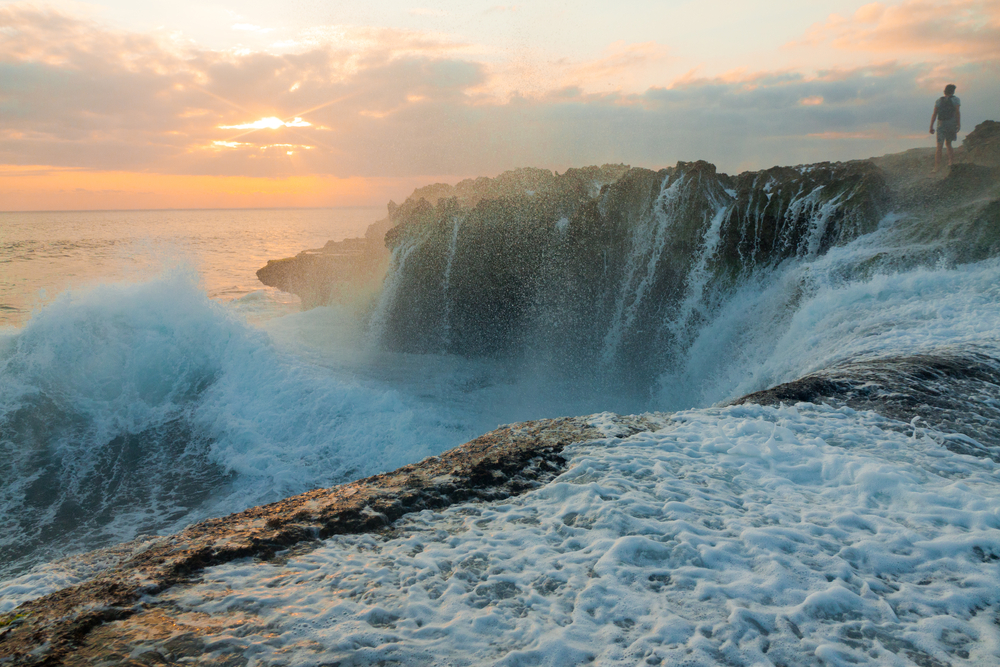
946;139;954;166
935;140;943;171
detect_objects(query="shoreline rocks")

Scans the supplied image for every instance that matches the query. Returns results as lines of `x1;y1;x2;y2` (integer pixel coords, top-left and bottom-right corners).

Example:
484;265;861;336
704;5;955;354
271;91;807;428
256;125;1000;323
732;351;1000;461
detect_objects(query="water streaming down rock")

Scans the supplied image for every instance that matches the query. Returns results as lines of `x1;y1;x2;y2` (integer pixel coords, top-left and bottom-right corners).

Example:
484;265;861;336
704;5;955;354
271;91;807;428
366;236;423;349
599;172;693;367
440;218;462;350
371;159;894;390
254;123;1000;401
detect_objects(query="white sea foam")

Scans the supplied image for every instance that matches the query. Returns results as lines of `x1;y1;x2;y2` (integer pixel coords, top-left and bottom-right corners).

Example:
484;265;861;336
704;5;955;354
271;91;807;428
164;403;1000;665
658;232;1000;408
0;271;480;578
0;536;164;613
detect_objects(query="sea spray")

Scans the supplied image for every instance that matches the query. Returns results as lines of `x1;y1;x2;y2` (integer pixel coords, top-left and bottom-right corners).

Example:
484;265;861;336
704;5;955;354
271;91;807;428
657;240;1000;408
600;173;685;364
0;271;236;577
366;236;423;350
441;217;463;350
0;270;475;580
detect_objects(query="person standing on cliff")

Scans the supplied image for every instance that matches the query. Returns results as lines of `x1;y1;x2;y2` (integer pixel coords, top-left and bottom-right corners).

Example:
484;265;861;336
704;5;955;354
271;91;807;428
930;84;961;172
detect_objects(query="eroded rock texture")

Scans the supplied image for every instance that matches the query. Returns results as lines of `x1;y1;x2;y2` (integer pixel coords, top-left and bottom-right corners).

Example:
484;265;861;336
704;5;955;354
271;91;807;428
257;130;999;390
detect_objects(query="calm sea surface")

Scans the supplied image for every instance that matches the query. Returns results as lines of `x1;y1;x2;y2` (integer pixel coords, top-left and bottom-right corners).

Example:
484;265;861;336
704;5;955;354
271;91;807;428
0;207;385;328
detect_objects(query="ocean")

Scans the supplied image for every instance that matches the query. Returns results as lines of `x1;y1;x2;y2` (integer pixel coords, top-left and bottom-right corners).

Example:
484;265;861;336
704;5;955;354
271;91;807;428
0;208;383;328
0;207;488;578
2;166;1000;665
0;206;670;581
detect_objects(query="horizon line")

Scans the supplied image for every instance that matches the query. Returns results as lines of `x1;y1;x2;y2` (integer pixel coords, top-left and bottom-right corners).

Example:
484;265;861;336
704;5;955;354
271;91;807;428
0;204;389;214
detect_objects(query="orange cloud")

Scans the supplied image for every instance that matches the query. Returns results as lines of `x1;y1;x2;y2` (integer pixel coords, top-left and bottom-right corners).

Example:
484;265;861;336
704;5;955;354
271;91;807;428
561;41;672;92
800;0;1000;60
807;131;886;139
474;40;672;101
667;61;913;91
0;4;490;179
1;1;998;210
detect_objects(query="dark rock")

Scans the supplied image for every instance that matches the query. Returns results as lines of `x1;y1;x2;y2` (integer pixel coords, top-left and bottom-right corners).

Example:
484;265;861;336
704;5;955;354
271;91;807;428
255;235;388;310
259;127;998;340
373;158;888;390
714;159;889;283
733;351;1000;459
963;120;1000;166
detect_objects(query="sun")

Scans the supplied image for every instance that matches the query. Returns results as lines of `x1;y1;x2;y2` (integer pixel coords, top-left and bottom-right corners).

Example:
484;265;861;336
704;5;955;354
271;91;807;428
219;117;312;130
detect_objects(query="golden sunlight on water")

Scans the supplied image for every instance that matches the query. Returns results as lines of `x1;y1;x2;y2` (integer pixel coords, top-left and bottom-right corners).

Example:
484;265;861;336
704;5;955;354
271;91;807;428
0;207;384;328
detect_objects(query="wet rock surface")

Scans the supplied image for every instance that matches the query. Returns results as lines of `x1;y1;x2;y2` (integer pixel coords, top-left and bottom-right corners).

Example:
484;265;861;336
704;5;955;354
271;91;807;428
372;159;889;370
0;415;658;666
259;126;999;335
734;350;1000;460
256;135;998;394
962;120;1000;167
255;235;388;310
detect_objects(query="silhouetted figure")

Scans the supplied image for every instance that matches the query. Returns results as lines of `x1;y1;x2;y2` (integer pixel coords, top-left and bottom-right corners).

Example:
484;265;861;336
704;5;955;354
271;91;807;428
930;84;961;172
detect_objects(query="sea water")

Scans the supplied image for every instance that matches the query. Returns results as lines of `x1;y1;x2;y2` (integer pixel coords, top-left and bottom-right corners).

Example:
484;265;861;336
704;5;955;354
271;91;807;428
0;208;382;327
2;205;1000;664
0;208;481;579
0;207;671;580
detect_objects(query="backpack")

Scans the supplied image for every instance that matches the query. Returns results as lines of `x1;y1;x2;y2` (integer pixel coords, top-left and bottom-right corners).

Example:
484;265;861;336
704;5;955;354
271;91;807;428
938;96;956;122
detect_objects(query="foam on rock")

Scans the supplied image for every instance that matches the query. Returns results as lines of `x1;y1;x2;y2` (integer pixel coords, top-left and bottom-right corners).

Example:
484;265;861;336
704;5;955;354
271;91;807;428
0;415;655;666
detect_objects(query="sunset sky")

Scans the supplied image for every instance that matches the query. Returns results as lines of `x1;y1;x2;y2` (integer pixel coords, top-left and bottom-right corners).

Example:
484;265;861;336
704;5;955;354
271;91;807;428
1;0;997;210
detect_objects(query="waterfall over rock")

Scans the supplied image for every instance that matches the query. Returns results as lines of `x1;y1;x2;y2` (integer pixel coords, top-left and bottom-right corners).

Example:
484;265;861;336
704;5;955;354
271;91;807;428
372;159;892;389
257;124;999;398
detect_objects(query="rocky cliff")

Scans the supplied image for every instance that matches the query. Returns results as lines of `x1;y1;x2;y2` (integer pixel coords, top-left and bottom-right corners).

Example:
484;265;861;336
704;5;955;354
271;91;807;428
257;123;999;392
373;160;890;373
256;234;388;310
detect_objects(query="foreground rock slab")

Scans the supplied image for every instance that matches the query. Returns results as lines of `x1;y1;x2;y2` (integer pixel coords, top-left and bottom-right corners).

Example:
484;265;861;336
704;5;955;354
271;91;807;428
0;415;657;666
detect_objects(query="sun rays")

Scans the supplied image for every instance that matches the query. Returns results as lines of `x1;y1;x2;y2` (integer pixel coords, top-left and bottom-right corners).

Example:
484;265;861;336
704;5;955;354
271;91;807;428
218;116;312;130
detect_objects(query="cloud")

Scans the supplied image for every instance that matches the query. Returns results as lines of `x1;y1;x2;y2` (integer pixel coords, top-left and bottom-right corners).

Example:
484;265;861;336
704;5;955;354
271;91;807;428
800;0;1000;60
408;8;450;18
807;130;889;139
232;24;273;33
280;24;473;64
559;41;672;92
484;5;520;14
0;4;490;177
1;0;998;202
